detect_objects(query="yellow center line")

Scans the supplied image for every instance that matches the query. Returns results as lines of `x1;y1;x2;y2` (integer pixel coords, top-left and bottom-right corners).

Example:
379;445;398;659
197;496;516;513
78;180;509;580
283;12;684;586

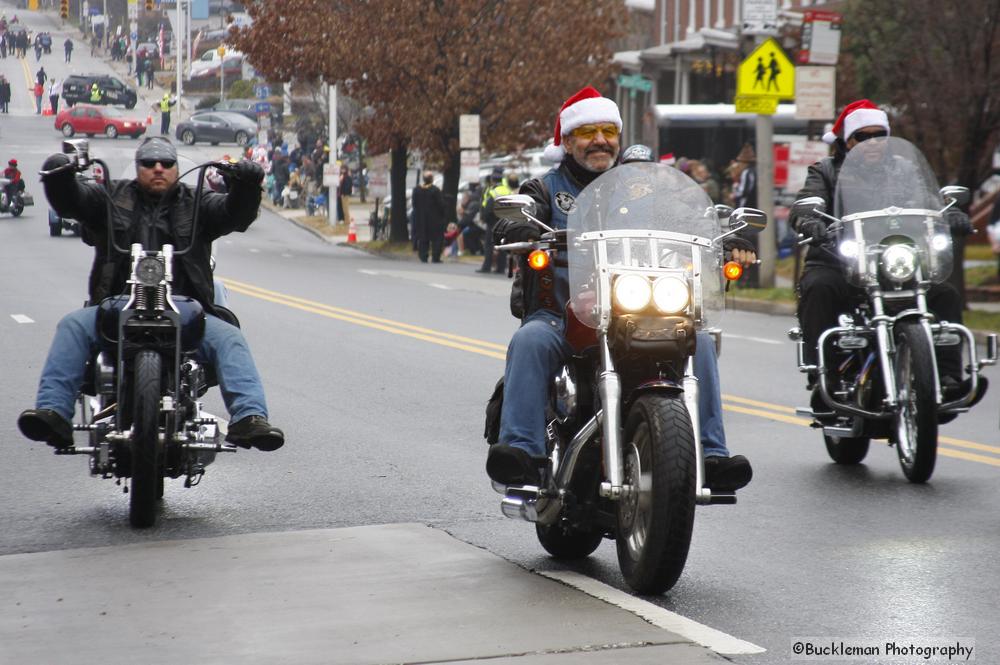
222;276;1000;466
20;56;33;92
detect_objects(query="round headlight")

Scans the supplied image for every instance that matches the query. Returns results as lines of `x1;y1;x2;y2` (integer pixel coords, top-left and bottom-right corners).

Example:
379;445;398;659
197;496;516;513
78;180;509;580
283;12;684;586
930;234;950;252
651;276;689;314
613;274;652;313
839;240;859;258
136;256;165;286
880;244;917;282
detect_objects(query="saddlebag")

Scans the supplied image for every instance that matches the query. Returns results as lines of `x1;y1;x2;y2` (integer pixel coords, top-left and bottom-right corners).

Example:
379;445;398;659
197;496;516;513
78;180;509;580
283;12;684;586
484;377;504;444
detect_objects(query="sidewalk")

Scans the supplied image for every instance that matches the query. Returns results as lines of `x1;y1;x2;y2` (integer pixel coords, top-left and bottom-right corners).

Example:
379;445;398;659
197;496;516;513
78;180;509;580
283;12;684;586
1;523;738;664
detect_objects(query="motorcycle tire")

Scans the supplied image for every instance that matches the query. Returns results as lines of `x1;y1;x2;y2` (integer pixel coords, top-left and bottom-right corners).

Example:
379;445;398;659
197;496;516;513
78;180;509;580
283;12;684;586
536;523;604;560
893;321;938;483
129;350;162;528
824;435;870;465
616;394;696;595
11;199;23;217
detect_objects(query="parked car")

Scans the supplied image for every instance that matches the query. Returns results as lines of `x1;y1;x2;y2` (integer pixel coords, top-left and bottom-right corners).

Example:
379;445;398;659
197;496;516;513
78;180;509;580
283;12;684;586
175;111;256;146
206;98;281;126
189;47;245;79
62;74;138;109
54;104;147;139
134;41;159;62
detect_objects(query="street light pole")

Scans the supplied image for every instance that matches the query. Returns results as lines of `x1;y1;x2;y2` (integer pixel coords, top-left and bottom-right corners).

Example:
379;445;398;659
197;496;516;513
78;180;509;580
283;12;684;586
175;0;183;123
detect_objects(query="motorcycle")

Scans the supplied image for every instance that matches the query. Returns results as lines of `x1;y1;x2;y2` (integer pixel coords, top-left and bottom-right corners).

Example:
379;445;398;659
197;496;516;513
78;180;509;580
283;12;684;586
489;162;765;594
0;177;31;217
790;136;997;483
39;139;243;528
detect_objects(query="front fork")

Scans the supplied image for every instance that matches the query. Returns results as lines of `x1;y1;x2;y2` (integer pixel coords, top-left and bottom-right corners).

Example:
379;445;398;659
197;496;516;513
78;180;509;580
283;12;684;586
597;333;624;499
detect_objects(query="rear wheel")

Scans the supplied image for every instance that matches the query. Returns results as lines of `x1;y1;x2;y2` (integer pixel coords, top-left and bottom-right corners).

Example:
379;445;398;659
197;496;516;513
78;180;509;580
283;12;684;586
616;394;696;595
894;322;938;483
181;130;195;145
105;125;118;138
235;131;249;147
61;123;75;137
129;350;162;528
824;435;870;465
536;523;604;559
11;197;23;217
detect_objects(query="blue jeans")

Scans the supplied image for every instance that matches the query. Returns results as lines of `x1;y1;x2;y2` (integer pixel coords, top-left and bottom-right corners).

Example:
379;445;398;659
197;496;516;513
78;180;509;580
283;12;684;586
498;310;728;458
35;307;269;423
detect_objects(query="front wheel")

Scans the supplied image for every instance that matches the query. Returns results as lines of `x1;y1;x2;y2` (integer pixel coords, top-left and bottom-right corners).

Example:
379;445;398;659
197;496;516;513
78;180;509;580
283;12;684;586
129;350;162;528
105;125;118;138
235;130;249;147
11;198;24;217
536;523;604;560
61;122;75;137
894;322;939;483
181;130;195;145
824;434;870;465
616;394;696;595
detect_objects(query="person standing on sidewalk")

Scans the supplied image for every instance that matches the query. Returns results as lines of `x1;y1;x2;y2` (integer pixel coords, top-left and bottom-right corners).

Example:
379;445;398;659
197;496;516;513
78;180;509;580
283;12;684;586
144;59;154;90
0;75;10;113
63;37;72;62
476;167;512;274
411;170;446;263
47;77;60;115
158;93;176;135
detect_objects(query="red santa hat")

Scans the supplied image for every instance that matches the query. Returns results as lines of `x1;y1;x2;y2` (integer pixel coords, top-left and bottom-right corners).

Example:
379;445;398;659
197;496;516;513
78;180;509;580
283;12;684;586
542;86;623;163
822;99;890;144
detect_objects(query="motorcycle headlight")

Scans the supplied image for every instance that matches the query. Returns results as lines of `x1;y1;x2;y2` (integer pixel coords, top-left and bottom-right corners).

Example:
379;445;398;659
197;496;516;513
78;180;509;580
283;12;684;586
612;274;652;313
930;234;950;252
135;256;165;287
839;240;859;258
880;244;917;282
651;276;689;314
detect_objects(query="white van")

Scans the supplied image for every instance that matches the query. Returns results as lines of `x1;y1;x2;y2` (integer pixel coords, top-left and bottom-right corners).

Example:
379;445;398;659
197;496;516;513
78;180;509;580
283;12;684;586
188;47;245;79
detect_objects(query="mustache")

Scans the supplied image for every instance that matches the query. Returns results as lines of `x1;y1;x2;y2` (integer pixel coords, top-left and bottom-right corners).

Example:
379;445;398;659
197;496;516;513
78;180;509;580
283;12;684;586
585;146;615;157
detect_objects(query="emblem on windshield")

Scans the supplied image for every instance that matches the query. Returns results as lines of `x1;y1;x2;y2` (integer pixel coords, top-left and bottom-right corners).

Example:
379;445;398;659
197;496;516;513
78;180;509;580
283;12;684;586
555;191;576;214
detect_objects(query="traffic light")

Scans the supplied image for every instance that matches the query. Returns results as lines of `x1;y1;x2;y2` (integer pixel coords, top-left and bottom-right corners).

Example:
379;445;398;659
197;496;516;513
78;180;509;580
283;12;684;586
60;0;68;19
145;0;154;11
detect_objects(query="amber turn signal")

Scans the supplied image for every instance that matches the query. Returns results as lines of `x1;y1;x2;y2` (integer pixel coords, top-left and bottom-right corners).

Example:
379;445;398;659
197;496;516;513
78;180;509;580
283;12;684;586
723;261;743;281
528;249;550;271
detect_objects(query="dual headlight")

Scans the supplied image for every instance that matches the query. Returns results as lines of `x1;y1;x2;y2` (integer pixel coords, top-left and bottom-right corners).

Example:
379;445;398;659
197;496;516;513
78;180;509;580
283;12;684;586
612;274;690;315
880;244;917;283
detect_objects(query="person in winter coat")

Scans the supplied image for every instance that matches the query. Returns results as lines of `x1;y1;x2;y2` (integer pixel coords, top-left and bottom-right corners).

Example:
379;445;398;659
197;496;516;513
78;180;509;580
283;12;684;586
411;170;446;263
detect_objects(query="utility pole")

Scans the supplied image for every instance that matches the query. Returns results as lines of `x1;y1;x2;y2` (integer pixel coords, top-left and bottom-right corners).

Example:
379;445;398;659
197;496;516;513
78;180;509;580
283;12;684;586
175;0;183;122
328;83;338;223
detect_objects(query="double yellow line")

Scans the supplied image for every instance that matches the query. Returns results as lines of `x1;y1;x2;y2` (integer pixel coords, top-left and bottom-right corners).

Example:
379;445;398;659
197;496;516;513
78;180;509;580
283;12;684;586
221;276;1000;468
19;56;33;93
721;394;1000;468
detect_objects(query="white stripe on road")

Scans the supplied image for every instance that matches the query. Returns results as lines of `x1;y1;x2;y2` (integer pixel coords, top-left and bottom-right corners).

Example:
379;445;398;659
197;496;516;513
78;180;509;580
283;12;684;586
726;334;782;345
538;570;766;655
11;314;34;324
359;269;381;276
429;283;452;290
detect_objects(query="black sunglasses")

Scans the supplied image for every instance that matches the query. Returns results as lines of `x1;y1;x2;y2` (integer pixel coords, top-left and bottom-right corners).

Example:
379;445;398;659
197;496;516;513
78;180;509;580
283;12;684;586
850;130;887;143
138;159;177;169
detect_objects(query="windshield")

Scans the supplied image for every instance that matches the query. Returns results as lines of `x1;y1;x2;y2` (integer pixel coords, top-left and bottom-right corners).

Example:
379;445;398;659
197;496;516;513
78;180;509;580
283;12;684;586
567;162;725;329
834;136;951;286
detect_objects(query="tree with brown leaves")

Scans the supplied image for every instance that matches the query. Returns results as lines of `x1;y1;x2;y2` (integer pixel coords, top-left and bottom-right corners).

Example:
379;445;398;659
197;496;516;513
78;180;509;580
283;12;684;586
230;0;622;241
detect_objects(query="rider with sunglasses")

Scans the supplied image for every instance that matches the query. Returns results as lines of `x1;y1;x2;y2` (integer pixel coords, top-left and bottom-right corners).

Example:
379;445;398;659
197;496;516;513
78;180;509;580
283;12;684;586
485;86;754;491
791;100;983;409
18;137;285;452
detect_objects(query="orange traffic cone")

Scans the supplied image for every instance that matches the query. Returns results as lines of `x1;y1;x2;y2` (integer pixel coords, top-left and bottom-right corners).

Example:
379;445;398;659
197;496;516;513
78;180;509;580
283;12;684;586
146;114;153;126
347;219;358;244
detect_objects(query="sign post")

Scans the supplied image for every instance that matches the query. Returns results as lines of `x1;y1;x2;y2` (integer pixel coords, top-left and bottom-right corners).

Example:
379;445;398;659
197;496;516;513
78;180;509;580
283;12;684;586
459;114;481;189
734;36;795;288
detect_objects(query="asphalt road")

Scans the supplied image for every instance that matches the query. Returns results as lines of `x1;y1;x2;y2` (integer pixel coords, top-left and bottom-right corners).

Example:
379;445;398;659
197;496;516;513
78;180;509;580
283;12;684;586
2;7;1000;665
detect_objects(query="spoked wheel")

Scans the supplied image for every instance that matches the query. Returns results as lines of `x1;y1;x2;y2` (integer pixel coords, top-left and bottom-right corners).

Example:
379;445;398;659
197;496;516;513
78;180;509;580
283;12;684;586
129;350;162;527
824;434;870;465
894;322;938;483
616;394;696;595
11;199;24;217
536;522;604;560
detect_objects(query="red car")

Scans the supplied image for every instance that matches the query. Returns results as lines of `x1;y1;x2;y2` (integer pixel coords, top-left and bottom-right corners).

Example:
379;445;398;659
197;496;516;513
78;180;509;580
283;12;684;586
54;104;147;139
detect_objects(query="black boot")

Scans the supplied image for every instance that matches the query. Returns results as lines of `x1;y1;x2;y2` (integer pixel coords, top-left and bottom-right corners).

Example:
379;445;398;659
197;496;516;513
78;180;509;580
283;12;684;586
486;443;543;486
18;409;74;448
704;454;753;491
226;416;284;451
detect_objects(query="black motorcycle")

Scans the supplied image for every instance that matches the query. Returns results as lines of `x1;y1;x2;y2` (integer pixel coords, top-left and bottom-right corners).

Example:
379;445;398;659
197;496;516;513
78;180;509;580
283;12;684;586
40;139;243;527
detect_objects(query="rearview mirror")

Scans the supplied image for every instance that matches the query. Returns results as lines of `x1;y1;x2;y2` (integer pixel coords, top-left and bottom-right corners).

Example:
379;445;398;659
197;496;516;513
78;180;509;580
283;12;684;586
494;194;537;222
940;186;969;207
730;207;767;232
62;139;91;169
791;196;826;218
714;204;734;219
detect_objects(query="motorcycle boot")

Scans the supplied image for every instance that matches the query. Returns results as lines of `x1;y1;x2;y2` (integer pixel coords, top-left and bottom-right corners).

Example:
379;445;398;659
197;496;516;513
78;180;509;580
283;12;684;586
17;409;73;449
225;415;285;451
704;454;753;492
486;443;544;486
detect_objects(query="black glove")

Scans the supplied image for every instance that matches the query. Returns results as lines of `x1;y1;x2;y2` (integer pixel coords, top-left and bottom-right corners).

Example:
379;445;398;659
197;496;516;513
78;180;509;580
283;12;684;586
723;235;755;255
946;209;973;236
40;153;73;179
797;217;827;243
225;159;265;186
497;220;541;244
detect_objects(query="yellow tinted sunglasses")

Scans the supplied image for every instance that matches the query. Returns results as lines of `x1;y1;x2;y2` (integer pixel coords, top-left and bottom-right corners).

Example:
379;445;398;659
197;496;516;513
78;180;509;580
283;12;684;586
570;123;620;140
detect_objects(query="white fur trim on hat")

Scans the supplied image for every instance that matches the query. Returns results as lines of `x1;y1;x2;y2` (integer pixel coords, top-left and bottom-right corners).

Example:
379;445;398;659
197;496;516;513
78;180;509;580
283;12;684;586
559;97;622;138
542;143;565;163
843;108;890;142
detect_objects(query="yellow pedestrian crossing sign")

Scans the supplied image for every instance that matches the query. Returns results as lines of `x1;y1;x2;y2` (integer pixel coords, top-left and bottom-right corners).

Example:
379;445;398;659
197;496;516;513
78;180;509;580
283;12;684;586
737;38;795;101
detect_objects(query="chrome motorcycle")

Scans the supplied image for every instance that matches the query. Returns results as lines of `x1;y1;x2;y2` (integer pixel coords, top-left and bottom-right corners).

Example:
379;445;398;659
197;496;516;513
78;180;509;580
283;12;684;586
41;140;242;527
790;136;997;483
491;162;764;594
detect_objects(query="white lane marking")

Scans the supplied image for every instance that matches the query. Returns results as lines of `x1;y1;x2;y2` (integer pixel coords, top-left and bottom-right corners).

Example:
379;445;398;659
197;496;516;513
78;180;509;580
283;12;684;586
538;570;766;655
359;269;381;276
429;283;452;290
249;248;261;253
726;334;782;345
281;253;294;258
11;314;34;324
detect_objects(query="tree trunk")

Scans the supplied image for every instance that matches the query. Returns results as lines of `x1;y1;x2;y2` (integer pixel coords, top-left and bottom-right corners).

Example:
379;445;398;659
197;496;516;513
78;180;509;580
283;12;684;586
390;141;409;243
441;149;460;227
